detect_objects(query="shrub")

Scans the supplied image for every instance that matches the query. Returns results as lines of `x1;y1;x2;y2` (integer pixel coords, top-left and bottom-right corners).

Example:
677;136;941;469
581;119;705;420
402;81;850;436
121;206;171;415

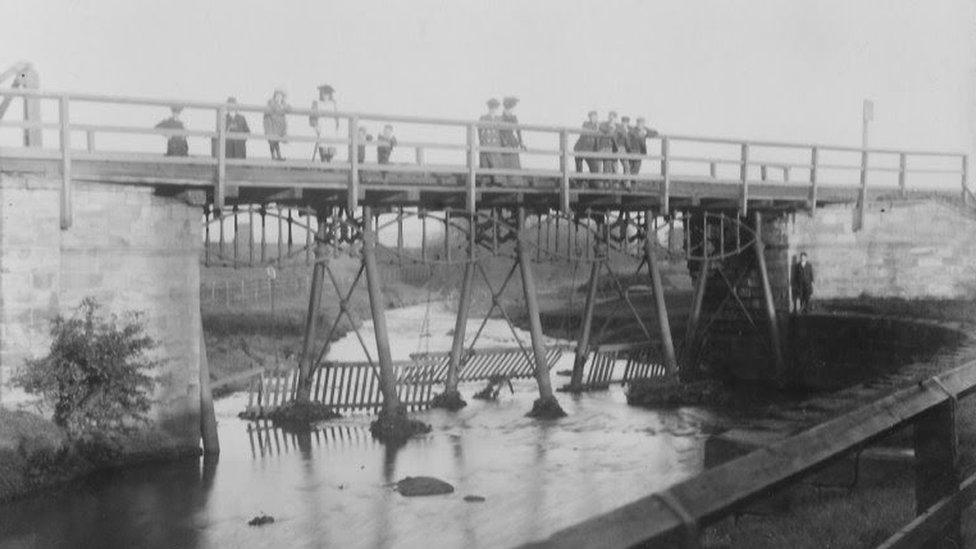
13;298;158;438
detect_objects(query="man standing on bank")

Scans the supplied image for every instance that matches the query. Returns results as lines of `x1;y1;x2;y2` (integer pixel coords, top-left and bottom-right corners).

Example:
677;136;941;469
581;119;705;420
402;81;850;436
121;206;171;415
792;252;815;314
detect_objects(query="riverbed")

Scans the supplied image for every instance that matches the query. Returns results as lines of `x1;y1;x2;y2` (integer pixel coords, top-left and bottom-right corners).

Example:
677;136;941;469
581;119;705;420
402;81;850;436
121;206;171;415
0;302;714;549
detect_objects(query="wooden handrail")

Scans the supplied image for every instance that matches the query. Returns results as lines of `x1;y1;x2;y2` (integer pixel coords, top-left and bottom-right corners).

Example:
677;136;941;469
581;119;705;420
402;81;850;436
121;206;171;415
528;359;976;548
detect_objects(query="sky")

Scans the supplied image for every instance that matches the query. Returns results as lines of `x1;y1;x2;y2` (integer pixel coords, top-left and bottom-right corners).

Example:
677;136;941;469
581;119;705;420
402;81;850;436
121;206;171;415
4;0;975;156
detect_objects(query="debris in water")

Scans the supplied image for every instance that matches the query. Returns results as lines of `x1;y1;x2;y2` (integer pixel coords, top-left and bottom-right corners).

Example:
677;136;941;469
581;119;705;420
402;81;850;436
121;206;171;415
463;495;486;503
395;476;455;497
248;514;275;527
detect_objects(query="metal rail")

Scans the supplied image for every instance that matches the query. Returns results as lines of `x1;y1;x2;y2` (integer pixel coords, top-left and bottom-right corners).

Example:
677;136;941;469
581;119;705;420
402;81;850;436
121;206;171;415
0;88;970;230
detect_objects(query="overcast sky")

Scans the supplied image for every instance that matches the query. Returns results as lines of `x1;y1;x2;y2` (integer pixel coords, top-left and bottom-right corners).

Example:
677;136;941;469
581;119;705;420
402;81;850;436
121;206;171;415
4;0;975;154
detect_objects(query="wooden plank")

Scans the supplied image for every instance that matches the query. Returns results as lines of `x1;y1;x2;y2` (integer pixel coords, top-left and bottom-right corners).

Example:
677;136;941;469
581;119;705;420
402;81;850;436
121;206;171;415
878;471;976;549
913;397;960;547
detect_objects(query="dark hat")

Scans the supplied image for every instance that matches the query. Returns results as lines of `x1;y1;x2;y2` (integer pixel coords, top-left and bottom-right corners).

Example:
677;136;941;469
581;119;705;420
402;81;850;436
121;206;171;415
621;116;631;123
486;98;500;108
170;104;184;113
587;110;598;117
318;84;335;94
226;96;237;104
502;96;519;108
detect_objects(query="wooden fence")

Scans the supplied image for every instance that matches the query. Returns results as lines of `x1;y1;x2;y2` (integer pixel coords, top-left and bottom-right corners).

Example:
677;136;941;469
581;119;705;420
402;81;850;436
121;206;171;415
530;359;976;548
573;342;667;390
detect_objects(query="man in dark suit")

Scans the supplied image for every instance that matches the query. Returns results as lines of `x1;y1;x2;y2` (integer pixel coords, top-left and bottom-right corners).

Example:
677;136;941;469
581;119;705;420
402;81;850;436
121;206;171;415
792;252;815;313
573;110;600;174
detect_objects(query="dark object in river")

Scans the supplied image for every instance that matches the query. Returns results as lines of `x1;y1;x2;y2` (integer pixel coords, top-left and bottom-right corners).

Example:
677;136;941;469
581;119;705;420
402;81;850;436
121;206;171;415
248;514;275;527
526;395;567;419
429;390;467;411
395;476;455;497
472;374;515;401
463;495;486;503
369;405;431;444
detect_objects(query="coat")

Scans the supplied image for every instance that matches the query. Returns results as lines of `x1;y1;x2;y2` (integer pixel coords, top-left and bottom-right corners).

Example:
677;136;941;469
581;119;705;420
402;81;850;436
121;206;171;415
792;261;814;290
155;117;188;157
225;113;250;159
626;127;658;155
573;120;599;152
499;111;523;148
262;99;289;140
597;121;616;152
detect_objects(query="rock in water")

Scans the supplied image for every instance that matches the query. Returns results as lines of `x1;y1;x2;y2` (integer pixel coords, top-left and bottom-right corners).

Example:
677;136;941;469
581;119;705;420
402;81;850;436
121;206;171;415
395;476;455;497
248;514;275;527
463;495;486;503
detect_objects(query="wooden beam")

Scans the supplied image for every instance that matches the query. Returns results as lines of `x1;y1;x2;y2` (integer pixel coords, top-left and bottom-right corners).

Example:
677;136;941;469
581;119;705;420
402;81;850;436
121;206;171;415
58;95;72;230
753;211;785;377
645;210;678;375
739;143;749;216
362;206;401;414
808;147;819;214
569;251;602;391
516;207;559;403
198;329;220;455
913;397;961;548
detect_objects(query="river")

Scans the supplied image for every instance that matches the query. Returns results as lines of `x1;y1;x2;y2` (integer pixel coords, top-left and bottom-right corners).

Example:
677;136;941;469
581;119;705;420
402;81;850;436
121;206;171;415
0;302;714;549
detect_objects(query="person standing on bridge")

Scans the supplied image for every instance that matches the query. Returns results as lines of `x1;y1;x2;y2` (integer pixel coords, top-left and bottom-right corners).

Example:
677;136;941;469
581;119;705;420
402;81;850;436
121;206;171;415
573;110;601;179
263;88;289;160
597;111;620;183
479;98;502;185
376;124;397;164
499;96;525;172
155;105;189;157
792;252;815;314
224;97;250;159
626;117;658;179
310;84;339;162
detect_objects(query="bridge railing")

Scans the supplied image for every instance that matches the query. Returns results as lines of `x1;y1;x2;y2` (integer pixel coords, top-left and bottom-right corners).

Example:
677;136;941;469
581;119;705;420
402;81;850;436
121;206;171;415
0;89;969;230
529;358;976;548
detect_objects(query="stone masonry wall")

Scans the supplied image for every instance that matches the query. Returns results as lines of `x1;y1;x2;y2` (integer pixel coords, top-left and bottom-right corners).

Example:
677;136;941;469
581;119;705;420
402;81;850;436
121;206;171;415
0;174;203;447
789;201;976;299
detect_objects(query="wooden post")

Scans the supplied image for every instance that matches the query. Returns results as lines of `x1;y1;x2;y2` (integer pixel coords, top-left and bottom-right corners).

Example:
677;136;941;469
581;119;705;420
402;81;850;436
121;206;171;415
684;257;709;370
516;207;558;402
739;143;750;217
216;106;227;211
855;149;868;231
445;245;475;395
660;137;671;213
58;95;72;230
961;155;969;204
898;153;907;199
570;250;602;390
21;65;41;147
415;146;425;166
85;130;95;153
362;206;401;414
753;211;785;377
198;329;220;455
644;211;678;375
466;124;477;212
914;394;960;548
808;147;819;214
760;165;768;182
560;129;571;214
347;115;360;213
295;213;329;402
709;161;717;179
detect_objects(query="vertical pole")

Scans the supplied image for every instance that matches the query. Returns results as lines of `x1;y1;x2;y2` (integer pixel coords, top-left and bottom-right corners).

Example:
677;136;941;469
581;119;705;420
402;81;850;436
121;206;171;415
295;213;329;402
85;131;95;153
466;124;477;212
709;161;717;179
961;155;969;205
753;211;785;376
684;257;709;368
216;106;227;211
347;115;360;213
560;129;571;214
444;228;475;396
570;252;602;390
199;328;220;455
660;137;671;213
516;207;560;405
739;143;750;217
855;149;868;231
914;394;960;548
898;153;907;199
21;66;42;147
808;147;819;215
644;211;678;375
362;206;401;414
58;95;72;230
415;147;425;166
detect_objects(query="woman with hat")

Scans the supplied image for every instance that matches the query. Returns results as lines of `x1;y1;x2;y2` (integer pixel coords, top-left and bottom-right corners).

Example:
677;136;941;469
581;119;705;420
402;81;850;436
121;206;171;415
478;98;502;182
263;88;289;160
310;84;339;162
155;105;189;157
498;96;524;175
224;97;250;159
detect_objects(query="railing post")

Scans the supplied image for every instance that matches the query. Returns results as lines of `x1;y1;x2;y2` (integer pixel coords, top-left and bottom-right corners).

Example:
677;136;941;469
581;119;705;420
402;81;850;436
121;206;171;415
914;390;960;548
21;65;42;147
709;161;717;179
782;166;790;183
348;115;360;213
855;149;868;231
216;106;227;211
58;95;72;230
85;130;95;153
808;147;819;215
415;146;425;166
466;123;477;212
739;143;749;217
898;152;907;198
961;155;969;204
559;129;570;214
660;137;670;213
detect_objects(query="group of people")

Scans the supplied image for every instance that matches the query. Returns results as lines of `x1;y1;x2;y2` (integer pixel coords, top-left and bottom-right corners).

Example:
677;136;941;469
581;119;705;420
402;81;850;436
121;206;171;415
574;110;658;188
477;96;525;180
154;84;397;164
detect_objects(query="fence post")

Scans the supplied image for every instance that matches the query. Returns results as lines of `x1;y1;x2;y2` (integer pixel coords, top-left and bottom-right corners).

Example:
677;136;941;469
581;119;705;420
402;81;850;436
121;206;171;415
914;392;960;548
21;65;42;147
347;115;360;213
739;143;749;217
961;155;969;205
560;129;571;214
415;146;425;166
216;105;227;211
855;149;868;231
709;161;717;179
466;123;477;212
660;137;671;213
85;130;95;153
808;147;819;215
898;152;907;199
58;95;72;230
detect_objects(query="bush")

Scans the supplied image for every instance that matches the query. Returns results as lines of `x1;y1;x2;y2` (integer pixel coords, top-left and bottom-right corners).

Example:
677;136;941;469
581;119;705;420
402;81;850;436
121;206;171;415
13;298;158;438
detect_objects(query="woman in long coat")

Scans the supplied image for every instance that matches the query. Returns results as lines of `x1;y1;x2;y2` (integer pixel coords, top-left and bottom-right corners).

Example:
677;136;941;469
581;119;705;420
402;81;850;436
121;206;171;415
479;98;502;184
263;88;289;160
498;96;524;171
224;97;250;159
